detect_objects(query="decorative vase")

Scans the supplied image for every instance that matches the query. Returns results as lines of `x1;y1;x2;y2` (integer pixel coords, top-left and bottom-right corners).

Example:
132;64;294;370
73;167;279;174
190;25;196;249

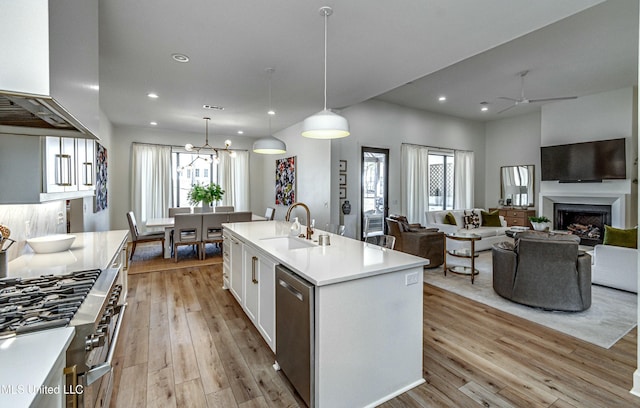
202;201;211;212
531;221;550;231
341;200;351;215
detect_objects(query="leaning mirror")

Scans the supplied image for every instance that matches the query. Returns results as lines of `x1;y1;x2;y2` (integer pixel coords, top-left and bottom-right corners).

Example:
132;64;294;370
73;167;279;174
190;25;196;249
500;165;535;207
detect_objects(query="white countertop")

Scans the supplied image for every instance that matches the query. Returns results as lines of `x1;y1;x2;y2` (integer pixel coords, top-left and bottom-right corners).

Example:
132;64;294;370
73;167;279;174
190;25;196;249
8;230;129;278
0;327;75;407
224;221;428;286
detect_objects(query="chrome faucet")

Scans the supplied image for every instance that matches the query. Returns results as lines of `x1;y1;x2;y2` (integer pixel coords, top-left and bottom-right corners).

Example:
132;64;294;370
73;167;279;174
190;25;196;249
285;202;313;240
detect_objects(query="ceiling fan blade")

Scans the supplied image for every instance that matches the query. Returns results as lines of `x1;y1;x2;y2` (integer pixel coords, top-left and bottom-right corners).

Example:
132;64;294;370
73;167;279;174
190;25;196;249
528;96;578;103
496;104;517;114
497;96;519;102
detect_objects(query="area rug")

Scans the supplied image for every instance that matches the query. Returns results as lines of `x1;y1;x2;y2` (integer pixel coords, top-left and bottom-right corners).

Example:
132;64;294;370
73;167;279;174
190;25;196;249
424;251;637;349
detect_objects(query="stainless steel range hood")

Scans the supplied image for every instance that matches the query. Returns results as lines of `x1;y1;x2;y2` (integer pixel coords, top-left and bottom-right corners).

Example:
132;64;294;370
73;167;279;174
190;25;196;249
0;91;95;138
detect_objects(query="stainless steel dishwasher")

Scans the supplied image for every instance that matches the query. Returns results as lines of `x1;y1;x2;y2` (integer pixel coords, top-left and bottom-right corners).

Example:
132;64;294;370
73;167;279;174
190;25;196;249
274;264;315;408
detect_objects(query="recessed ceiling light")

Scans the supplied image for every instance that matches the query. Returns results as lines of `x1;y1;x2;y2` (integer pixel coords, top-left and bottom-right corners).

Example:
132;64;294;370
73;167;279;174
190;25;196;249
203;104;224;111
150;121;158;126
438;96;447;102
267;109;276;116
147;93;159;99
480;102;489;112
171;53;190;63
237;130;244;135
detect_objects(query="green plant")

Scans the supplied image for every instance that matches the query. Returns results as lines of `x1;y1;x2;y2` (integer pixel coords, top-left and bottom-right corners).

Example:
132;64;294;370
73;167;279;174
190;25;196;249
188;183;225;206
528;215;550;223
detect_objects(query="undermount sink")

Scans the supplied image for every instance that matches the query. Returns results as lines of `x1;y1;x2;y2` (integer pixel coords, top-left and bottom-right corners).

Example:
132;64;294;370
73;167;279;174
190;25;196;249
260;235;317;250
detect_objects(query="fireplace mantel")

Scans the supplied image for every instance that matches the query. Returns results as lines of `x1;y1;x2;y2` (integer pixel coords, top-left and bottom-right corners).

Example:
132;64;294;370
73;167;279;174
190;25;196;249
538;180;631;228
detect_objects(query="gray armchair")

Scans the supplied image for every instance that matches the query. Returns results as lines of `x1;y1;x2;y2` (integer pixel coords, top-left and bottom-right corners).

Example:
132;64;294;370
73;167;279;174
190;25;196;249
386;216;444;268
492;231;591;311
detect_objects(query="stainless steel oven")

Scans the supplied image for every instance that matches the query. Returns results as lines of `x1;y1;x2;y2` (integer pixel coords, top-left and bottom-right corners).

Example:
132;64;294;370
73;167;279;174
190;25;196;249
65;267;126;408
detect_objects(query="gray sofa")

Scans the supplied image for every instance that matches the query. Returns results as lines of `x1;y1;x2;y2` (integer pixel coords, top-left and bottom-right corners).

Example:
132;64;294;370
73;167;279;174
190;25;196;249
492;231;591;312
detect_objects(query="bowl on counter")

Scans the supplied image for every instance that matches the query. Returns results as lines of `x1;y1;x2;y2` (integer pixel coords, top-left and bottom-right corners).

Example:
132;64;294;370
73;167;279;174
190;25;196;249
27;234;76;254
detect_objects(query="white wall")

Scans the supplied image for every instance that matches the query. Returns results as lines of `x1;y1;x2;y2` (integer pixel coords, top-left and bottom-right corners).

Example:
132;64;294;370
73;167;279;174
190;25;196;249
331;99;485;236
484;111;541;210
108;125;257;231
254;121;332;230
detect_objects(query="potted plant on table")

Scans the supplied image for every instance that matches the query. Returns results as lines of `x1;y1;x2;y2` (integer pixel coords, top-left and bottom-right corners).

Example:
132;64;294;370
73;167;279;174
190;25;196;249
528;215;551;231
188;182;225;211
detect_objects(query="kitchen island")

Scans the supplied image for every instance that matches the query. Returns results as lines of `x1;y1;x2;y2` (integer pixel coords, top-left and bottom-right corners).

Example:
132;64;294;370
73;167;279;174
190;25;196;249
223;220;428;408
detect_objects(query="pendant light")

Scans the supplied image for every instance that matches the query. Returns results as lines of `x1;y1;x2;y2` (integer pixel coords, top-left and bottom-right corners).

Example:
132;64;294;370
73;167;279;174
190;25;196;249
182;117;234;169
253;68;287;154
301;6;350;139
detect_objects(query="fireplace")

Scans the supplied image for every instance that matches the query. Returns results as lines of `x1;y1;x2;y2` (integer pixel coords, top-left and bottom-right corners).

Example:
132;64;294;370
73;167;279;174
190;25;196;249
554;203;611;246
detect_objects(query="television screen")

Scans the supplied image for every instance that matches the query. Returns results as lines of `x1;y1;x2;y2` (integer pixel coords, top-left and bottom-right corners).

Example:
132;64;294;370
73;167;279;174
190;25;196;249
540;138;626;182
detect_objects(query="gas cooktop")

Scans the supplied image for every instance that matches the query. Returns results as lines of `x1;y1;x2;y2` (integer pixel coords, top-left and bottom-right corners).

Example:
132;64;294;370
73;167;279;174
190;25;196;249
0;269;101;336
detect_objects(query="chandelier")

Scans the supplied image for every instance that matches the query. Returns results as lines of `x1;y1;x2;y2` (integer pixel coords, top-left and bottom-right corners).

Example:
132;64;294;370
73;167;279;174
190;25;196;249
182;117;235;170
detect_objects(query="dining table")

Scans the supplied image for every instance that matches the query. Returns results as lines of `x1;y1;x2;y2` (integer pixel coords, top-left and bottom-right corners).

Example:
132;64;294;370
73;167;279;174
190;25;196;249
146;213;267;258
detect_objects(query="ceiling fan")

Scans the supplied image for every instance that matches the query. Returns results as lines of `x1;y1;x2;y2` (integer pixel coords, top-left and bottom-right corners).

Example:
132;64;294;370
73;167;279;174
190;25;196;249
497;70;577;114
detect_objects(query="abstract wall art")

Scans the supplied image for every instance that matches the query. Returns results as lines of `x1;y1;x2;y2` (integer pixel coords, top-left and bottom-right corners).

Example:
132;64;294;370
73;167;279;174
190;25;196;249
275;156;296;206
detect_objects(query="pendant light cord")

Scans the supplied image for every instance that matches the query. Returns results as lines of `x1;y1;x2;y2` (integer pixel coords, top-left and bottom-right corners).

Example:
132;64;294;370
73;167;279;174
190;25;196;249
323;10;328;111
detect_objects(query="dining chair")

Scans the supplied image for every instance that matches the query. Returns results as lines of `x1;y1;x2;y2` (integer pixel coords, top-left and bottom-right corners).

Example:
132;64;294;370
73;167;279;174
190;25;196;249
325;224;345;236
214;206;235;213
201;213;227;257
376;235;396;250
173;213;203;262
126;211;165;260
228;211;252;223
264;207;276;220
168;207;190;217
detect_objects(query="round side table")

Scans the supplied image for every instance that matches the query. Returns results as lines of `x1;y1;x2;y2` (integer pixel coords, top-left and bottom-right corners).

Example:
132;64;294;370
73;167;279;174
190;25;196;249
444;232;482;284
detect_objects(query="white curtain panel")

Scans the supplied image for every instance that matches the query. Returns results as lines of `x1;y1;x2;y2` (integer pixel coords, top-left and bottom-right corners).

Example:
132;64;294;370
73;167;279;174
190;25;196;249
131;143;172;232
454;150;474;209
401;144;430;225
218;151;249;210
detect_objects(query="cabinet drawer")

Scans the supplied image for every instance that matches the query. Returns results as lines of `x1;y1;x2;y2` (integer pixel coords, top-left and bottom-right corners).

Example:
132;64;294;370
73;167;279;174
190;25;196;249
505;217;527;226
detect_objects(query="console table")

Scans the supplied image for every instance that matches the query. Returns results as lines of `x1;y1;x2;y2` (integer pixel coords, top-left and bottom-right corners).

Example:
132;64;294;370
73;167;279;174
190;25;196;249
490;208;536;228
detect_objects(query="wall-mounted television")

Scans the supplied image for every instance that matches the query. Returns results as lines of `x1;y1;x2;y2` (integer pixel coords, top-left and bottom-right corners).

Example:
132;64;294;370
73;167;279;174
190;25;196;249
540;138;626;183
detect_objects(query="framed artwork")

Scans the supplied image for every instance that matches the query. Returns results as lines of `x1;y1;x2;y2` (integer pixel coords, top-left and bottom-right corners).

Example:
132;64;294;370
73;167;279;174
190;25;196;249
275;156;296;205
339;187;346;199
94;142;108;212
339;160;347;172
339;174;346;185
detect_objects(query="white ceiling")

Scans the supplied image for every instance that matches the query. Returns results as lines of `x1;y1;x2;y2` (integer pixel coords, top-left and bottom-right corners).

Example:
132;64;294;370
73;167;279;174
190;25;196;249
99;0;637;140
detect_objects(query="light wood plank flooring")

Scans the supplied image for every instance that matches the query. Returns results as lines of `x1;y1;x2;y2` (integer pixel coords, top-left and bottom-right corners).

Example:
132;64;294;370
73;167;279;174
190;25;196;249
112;256;638;407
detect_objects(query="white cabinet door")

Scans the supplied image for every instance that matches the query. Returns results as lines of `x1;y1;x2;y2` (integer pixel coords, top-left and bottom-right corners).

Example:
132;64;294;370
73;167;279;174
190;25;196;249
229;235;244;303
45;136;77;193
243;246;259;323
76;138;94;191
257;255;276;351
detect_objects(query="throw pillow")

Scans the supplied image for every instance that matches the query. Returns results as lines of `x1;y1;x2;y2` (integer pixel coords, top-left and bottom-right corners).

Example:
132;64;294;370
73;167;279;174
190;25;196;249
603;225;638;249
443;212;457;225
481;210;501;227
464;210;480;229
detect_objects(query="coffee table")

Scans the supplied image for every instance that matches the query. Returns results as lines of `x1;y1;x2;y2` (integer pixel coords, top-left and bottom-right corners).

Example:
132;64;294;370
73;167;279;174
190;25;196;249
444;232;482;284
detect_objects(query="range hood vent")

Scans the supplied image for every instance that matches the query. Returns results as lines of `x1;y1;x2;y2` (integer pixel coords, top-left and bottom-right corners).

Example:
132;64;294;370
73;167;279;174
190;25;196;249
0;92;95;138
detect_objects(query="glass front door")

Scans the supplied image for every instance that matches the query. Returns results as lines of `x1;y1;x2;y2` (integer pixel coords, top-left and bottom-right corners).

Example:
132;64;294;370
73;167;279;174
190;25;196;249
361;147;389;241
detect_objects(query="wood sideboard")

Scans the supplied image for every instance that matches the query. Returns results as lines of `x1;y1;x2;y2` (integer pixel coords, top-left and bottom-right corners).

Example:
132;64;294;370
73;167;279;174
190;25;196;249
490;208;536;228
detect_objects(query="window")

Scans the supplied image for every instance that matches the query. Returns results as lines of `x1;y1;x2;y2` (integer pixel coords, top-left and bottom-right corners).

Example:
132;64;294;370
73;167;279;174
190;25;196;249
428;153;454;211
172;152;217;207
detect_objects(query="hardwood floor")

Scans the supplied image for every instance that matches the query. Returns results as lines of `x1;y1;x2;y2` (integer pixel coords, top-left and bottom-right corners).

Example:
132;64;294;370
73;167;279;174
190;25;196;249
111;258;638;407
